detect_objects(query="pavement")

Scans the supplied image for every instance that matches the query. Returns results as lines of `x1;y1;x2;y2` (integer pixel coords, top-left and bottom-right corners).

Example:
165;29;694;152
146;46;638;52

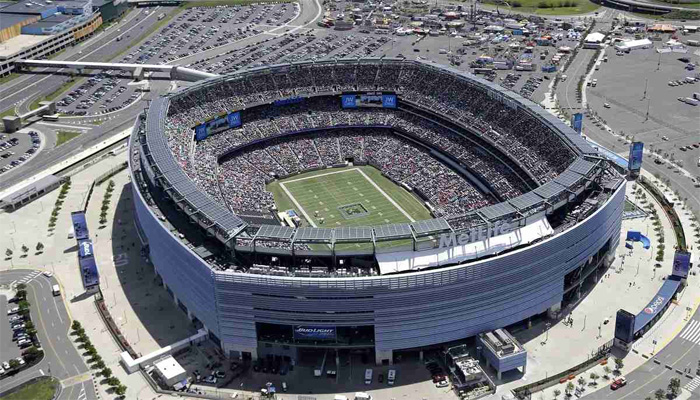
0;269;95;400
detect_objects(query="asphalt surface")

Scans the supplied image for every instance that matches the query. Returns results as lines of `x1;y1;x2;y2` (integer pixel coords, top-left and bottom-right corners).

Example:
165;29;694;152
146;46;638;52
604;305;700;399
0;269;94;400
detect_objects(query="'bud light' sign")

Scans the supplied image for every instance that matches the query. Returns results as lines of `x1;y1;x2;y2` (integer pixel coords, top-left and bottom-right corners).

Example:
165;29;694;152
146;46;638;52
293;326;336;340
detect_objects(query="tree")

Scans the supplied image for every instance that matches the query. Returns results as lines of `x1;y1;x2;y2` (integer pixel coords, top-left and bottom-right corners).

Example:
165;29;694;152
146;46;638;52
669;377;681;397
101;367;112;378
566;381;575;394
114;385;127;396
614;358;624;371
577;376;586;387
106;377;120;387
5;248;12;258
21;245;29;256
554;389;562;398
654;388;666;400
94;360;105;370
603;366;611;378
24;346;42;363
36;242;44;253
589;372;599;384
72;320;82;331
15;289;27;300
8;359;20;369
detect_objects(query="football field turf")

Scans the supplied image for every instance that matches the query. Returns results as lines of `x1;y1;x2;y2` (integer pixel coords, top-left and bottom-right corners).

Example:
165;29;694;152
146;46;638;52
267;166;431;229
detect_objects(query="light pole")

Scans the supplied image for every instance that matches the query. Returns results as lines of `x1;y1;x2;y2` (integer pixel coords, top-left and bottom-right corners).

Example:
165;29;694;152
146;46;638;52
544;322;551;344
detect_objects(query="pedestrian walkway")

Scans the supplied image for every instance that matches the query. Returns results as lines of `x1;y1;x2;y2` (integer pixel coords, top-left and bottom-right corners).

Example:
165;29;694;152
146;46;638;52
684;376;700;393
679;320;700;346
12;270;41;287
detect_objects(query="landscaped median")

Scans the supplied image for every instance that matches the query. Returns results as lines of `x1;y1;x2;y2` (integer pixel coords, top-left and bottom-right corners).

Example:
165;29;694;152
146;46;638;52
0;376;59;400
70;320;127;398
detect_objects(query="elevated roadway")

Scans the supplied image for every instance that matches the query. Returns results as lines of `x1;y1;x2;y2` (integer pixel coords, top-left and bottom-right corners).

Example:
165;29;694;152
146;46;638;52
15;59;218;82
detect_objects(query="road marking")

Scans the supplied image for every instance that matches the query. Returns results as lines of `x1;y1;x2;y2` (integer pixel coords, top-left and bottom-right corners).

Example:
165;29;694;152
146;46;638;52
680;320;700;345
686;376;700;392
40;369;45;375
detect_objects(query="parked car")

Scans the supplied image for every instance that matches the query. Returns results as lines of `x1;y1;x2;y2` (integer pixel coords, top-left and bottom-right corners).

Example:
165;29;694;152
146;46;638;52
610;377;627;390
7;307;19;315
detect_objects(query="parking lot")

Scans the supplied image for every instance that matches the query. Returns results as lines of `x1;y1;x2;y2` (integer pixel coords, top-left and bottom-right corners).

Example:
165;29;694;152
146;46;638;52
0;130;42;177
0;289;33;378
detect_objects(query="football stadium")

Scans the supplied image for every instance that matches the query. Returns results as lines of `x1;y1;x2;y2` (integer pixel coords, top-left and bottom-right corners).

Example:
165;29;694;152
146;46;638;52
129;59;626;366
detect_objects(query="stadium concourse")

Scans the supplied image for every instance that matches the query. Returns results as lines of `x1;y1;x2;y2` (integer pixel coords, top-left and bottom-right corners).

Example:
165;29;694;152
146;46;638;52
131;58;626;369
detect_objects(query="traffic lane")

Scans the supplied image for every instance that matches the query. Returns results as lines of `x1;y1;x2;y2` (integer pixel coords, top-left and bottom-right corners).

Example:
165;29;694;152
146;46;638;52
0;295;22;362
0;6;170;113
0;8;148;100
60;379;97;400
26;275;87;380
0;99;142;191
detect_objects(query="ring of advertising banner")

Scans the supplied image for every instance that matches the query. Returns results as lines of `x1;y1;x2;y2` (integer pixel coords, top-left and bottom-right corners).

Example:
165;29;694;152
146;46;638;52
293;326;337;341
628;142;644;173
194;111;242;142
341;93;397;109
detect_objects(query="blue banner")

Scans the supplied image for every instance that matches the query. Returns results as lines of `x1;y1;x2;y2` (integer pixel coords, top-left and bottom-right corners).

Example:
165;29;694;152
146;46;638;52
293;326;336;340
273;97;304;107
227;111;241;128
195;124;208;141
628;142;644;172
571;113;583;134
672;250;691;279
382;94;397;108
341;95;357;108
78;239;93;258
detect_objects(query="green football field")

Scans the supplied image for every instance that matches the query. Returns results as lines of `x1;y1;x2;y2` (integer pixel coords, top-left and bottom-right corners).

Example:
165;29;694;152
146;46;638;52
267;166;431;229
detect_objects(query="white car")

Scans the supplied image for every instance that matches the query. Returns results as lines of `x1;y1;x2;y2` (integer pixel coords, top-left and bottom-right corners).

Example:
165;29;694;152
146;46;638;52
436;379;449;387
16;357;25;366
1;361;9;370
42;271;53;277
203;376;217;384
7;307;19;315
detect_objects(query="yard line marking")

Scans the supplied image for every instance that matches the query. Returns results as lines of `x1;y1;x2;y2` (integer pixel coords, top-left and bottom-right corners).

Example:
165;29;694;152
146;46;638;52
280;181;317;228
282;167;359;184
354;168;415;222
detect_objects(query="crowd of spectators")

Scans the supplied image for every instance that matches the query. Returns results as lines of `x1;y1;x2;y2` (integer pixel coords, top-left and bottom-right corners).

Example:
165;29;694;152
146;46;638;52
162;61;578;220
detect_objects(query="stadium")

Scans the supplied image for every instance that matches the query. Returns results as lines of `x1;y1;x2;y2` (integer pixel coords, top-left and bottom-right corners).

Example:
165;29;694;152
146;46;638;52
129;58;626;367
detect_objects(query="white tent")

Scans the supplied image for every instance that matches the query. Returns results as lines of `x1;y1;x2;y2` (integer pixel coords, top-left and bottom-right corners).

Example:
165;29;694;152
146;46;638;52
615;38;652;52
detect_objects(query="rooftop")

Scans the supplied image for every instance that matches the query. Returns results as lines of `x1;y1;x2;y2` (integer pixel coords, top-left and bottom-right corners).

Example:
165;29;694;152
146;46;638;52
154;356;186;380
0;34;49;58
0;12;37;30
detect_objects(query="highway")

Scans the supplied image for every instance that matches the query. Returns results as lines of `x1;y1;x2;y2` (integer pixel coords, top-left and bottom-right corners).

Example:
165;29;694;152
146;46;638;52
0;269;95;400
604;306;700;399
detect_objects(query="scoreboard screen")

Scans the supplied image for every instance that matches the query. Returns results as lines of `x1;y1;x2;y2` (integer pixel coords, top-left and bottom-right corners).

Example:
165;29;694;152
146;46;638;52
341;93;397;109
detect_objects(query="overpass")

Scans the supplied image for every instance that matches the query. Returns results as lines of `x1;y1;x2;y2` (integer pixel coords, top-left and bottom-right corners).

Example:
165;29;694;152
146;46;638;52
127;0;182;5
591;0;682;13
14;60;218;82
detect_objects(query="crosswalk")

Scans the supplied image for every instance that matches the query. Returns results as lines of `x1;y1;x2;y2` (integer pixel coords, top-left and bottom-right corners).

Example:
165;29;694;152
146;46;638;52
11;271;42;288
684;376;700;393
680;320;700;346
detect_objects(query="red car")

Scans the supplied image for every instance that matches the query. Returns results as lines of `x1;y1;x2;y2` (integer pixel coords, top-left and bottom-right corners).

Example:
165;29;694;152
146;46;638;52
610;377;627;390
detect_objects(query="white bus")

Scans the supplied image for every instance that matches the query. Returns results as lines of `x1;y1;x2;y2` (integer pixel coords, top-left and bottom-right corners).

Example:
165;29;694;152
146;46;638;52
387;369;396;385
364;369;373;385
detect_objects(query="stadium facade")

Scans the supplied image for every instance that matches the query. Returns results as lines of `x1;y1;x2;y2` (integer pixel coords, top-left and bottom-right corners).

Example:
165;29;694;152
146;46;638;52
130;59;625;365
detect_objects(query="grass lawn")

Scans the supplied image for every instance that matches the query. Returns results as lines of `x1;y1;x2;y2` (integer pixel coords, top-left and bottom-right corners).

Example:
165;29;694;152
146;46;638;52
483;0;599;14
0;107;16;118
268;166;431;250
56;131;81;146
4;378;57;400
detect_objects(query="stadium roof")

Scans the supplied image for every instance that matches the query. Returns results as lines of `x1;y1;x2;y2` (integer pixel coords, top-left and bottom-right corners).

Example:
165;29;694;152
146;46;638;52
569;157;596;176
335;226;373;241
412;218;451;236
295;227;333;242
507;191;543;211
554;169;584;188
479;202;518;221
256;225;294;240
533;180;568;200
374;223;413;240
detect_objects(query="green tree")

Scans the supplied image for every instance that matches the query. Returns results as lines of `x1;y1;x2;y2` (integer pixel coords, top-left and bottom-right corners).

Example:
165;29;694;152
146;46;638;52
614;358;624;371
589;372;599;384
71;320;82;331
90;354;103;364
8;359;20;369
18;299;30;311
23;346;42;363
35;242;44;253
21;245;29;256
553;389;561;398
577;376;586;387
106;377;120;387
114;385;126;396
669;377;681;397
15;289;27;300
655;388;666;400
94;360;106;370
566;381;575;394
101;367;112;378
5;248;12;258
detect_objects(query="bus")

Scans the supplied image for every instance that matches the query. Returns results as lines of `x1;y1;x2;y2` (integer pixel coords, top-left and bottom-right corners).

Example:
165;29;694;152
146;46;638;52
42;114;59;121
